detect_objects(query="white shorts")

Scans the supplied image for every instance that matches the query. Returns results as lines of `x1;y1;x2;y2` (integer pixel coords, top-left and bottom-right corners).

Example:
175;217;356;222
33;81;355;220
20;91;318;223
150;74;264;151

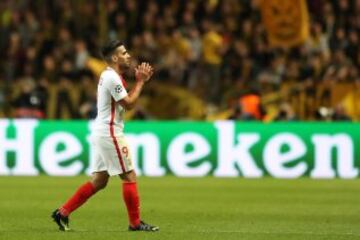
91;135;134;176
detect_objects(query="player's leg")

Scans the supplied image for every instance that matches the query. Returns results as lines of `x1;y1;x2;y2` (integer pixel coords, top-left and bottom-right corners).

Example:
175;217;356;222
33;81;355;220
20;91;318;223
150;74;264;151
51;171;109;231
60;171;109;215
105;135;159;231
119;170;139;228
90;170;110;190
120;169;159;231
52;137;108;231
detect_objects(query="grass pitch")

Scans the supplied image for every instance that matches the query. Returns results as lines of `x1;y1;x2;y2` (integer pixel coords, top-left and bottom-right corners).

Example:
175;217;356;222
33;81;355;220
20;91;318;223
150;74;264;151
0;176;360;240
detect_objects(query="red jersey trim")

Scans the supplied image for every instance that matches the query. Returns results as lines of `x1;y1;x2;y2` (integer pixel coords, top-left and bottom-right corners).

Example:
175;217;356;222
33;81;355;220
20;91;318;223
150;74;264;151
110;98;126;173
120;74;128;89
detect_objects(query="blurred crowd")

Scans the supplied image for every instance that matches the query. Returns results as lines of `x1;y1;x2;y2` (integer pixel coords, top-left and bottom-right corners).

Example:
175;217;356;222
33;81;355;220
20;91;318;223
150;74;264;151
0;0;359;121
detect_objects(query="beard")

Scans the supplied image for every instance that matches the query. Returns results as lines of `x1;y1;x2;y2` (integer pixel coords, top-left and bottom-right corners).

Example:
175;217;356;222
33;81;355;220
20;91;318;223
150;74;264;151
118;61;130;71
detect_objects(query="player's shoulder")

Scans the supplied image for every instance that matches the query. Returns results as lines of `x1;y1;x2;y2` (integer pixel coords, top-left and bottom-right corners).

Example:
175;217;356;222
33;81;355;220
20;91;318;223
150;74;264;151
100;68;118;79
100;68;120;84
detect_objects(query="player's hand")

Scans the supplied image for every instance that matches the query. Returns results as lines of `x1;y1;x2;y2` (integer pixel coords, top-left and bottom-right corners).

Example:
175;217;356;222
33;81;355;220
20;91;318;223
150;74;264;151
135;62;154;82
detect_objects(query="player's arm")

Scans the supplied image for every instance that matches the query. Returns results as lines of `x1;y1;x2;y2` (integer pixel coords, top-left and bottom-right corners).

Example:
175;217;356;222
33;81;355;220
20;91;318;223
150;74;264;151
119;63;153;110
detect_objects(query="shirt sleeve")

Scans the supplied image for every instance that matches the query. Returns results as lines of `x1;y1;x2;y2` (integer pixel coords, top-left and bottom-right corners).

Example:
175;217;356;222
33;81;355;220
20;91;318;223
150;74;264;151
106;75;128;102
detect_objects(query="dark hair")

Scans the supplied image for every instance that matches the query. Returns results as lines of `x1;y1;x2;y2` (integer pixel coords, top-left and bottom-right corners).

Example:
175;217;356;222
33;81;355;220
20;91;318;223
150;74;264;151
101;40;123;61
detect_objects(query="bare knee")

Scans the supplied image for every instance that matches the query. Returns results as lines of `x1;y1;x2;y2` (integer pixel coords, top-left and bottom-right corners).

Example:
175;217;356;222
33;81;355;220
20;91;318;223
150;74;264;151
119;170;137;182
93;179;108;191
91;172;109;191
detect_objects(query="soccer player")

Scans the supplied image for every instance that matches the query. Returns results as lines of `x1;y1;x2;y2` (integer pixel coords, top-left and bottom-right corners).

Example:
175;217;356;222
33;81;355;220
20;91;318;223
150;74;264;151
51;40;159;232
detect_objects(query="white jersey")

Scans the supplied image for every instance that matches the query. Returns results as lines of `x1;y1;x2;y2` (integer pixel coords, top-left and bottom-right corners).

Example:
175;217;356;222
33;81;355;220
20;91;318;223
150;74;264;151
92;67;128;137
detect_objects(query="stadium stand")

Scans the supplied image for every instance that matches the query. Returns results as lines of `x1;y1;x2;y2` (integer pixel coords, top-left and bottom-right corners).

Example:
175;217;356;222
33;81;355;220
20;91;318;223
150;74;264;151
0;0;359;120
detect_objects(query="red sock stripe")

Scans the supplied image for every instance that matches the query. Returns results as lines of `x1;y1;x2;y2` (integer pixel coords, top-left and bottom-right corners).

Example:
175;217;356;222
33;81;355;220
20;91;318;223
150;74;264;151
110;98;126;173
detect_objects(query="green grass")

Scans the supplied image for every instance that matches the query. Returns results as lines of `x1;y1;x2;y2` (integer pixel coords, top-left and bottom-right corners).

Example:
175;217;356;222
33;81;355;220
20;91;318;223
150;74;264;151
0;176;360;240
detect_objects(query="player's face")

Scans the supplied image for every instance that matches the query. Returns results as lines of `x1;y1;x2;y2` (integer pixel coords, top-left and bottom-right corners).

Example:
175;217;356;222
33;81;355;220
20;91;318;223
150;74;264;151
113;45;131;69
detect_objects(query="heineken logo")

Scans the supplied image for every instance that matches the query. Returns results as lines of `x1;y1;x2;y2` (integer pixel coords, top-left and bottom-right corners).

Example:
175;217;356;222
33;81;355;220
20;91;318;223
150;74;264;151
0;120;359;178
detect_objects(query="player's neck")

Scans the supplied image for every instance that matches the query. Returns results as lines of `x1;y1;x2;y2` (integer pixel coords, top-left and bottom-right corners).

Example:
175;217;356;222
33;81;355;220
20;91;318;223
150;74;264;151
108;64;124;75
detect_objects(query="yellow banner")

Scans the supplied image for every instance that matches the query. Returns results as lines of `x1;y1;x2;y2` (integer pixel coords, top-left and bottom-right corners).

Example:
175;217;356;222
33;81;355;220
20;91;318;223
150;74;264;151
261;0;309;48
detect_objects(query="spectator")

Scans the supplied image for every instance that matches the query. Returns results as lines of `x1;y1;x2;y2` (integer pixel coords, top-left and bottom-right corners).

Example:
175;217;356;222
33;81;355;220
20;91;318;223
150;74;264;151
78;73;97;119
54;75;78;119
201;20;224;104
275;102;298;121
75;40;90;70
332;104;352;121
238;88;266;121
12;78;46;118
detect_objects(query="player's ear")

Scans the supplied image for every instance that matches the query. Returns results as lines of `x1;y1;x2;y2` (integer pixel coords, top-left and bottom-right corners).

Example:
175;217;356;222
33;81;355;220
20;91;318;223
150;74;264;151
112;55;118;62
